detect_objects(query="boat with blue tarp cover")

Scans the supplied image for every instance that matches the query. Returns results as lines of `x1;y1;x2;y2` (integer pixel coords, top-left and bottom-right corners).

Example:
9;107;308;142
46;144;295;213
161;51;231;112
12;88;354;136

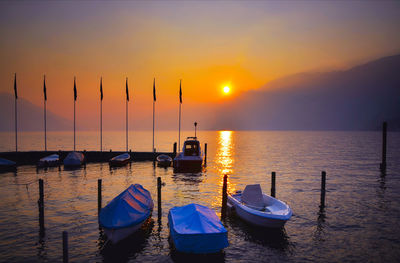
63;151;84;167
168;203;229;254
37;154;59;167
0;158;16;172
99;184;154;244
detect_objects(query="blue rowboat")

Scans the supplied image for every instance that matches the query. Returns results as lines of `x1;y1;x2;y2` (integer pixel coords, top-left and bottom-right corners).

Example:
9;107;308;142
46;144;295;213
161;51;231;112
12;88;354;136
99;184;154;244
168;203;229;254
0;158;16;172
63;151;84;167
156;154;172;167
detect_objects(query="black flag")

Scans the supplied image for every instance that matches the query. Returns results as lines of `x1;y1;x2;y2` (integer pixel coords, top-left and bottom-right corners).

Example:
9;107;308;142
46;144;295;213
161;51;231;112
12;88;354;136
179;79;182;104
74;77;77;101
14;73;17;99
43;75;47;101
100;77;103;101
126;77;129;101
153;78;156;102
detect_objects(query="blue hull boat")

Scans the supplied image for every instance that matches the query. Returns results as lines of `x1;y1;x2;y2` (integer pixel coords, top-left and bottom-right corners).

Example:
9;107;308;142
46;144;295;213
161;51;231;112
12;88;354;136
168;203;229;254
99;184;154;244
63;151;84;167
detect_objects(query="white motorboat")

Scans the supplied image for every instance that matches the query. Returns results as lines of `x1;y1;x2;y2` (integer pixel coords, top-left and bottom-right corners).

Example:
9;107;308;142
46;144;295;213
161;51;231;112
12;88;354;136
37;154;59;167
173;137;203;172
99;184;154;244
228;184;292;228
63;151;85;167
156;154;172;167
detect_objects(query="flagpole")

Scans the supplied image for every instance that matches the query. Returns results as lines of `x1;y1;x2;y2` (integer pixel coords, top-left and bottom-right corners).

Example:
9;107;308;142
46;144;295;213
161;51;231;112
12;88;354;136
100;77;103;152
14;73;17;153
44;75;47;151
126;77;129;152
73;77;76;152
178;79;182;152
152;78;155;153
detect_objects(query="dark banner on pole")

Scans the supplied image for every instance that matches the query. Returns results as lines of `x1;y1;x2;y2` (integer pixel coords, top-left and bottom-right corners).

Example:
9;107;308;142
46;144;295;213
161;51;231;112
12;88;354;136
153;78;156;102
43;75;47;101
100;77;103;101
74;77;77;101
179;79;182;103
126;78;129;101
14;73;18;99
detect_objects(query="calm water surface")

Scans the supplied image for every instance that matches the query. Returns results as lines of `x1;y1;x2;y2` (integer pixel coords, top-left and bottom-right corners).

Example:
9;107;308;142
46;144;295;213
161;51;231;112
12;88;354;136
0;131;399;262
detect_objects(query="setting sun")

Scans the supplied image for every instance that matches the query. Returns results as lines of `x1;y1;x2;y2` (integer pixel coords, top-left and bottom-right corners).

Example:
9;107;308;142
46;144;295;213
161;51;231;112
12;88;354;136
223;86;230;94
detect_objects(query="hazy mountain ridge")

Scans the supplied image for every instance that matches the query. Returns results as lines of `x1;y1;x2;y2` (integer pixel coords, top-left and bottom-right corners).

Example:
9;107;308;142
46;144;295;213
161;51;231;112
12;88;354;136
213;54;400;130
0;93;71;131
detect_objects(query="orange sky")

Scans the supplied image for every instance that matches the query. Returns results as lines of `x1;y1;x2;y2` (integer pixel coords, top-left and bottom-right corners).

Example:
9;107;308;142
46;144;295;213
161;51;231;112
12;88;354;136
1;1;399;130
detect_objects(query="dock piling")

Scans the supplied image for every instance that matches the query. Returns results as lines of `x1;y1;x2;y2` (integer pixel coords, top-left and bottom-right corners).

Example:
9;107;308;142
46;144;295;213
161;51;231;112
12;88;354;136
380;122;387;171
62;231;68;263
320;171;326;209
98;179;102;215
221;174;228;220
204;143;208;166
271;172;276;198
38;179;45;233
173;142;177;156
157;177;162;220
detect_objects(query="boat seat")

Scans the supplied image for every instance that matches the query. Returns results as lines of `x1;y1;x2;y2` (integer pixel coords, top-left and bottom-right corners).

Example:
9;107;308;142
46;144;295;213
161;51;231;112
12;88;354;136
241;184;265;210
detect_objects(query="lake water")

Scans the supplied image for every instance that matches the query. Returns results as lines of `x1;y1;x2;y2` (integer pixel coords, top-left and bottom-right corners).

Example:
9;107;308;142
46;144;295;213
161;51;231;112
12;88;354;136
0;130;399;262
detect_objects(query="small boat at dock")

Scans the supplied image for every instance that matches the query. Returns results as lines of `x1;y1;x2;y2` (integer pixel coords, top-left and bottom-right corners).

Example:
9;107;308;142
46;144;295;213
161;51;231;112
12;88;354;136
168;203;229;254
99;184;154;244
37;154;59;167
63;151;85;167
0;158;16;172
109;153;130;167
173;137;204;172
156;154;172;167
228;184;292;228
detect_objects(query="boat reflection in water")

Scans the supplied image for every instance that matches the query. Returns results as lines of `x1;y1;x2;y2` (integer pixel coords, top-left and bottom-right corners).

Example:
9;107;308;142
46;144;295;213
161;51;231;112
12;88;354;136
99;217;154;262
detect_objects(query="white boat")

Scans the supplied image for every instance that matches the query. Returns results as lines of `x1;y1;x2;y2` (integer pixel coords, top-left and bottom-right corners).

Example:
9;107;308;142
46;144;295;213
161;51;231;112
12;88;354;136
228;184;292;228
99;184;154;244
63;151;85;167
37;154;59;167
109;153;130;167
173;137;203;172
156;154;172;167
0;158;16;171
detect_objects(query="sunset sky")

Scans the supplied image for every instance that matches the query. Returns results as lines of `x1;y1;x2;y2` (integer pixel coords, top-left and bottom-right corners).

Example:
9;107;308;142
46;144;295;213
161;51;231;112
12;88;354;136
1;1;399;130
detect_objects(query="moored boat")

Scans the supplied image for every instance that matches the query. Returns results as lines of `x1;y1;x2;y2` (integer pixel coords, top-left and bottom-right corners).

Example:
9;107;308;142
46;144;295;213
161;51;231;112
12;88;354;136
99;184;154;244
37;154;59;167
109;153;130;167
156;154;172;167
63;151;85;167
0;158;16;172
228;184;292;228
168;203;229;254
173;137;203;172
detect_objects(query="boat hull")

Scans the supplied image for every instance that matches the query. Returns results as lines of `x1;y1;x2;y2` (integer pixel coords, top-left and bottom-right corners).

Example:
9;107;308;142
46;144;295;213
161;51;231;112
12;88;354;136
109;153;130;167
103;220;145;244
173;159;203;172
228;194;291;228
37;154;59;167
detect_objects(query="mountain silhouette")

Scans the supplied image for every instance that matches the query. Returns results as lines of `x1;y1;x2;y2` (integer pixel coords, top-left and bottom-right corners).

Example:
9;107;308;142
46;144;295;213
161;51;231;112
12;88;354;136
214;54;400;130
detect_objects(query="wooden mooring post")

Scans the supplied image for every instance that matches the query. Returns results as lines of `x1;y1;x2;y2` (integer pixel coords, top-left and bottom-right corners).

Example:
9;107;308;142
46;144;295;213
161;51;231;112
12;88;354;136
221;174;228;220
173;142;177;156
320;171;326;209
157;177;162;220
38;179;45;233
271;172;276;198
98;179;102;215
380;122;387;171
204;143;208;166
62;231;68;263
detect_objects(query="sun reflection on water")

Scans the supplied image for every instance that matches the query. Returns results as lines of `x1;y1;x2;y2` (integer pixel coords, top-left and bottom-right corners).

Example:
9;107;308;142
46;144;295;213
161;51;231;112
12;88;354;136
212;131;237;209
